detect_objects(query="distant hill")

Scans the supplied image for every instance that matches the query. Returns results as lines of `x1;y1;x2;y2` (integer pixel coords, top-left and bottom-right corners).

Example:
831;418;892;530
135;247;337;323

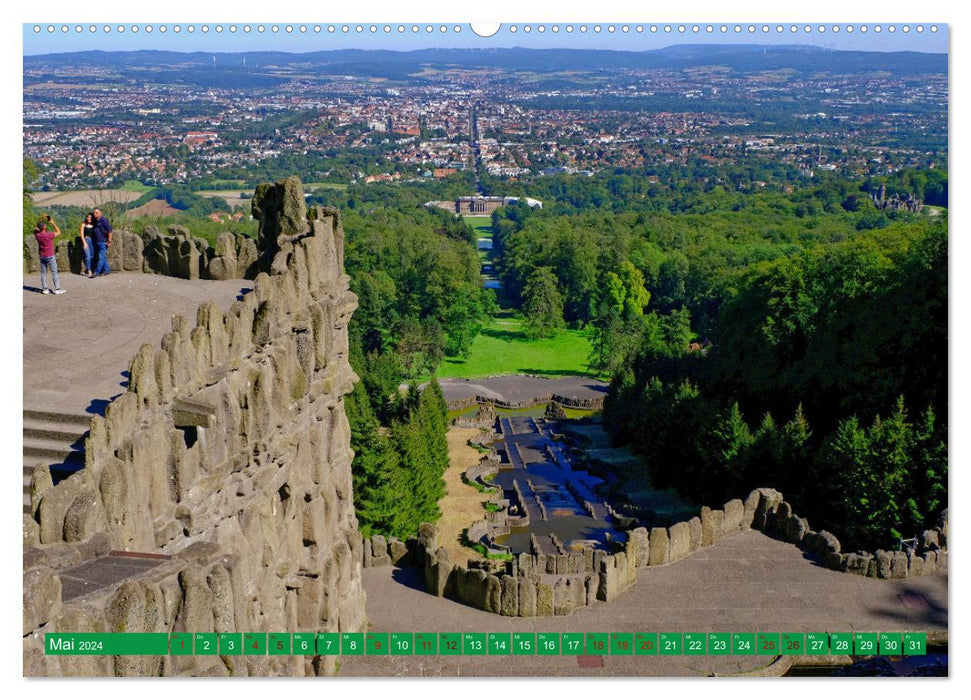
23;45;948;81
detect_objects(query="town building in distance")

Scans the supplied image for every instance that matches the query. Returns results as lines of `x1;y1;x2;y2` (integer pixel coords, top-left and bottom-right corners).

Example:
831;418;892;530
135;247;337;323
425;195;543;215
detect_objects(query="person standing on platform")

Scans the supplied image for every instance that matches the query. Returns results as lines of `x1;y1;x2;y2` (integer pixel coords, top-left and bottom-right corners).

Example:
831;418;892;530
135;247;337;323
91;207;113;277
34;215;65;294
79;212;94;278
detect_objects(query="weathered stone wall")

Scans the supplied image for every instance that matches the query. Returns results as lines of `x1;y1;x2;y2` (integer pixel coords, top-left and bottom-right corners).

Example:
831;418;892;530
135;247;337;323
24;223;259;280
23;179;367;676
361;488;948;618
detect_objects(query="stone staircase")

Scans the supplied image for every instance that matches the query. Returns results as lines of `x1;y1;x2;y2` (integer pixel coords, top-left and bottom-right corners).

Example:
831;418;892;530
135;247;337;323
23;409;91;513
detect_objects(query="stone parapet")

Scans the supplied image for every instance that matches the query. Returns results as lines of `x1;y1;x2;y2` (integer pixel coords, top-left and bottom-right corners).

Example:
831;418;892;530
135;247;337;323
23;178;366;677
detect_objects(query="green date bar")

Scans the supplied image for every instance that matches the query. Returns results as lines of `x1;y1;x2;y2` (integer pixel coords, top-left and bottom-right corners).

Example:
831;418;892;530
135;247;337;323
46;633;168;656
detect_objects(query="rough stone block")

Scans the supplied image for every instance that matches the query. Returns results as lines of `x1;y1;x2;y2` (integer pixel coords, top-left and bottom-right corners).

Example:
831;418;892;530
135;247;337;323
923;550;937;574
890;551;909;579
843;553;872;576
536;581;554;617
370;535;391;567
122;231;144;271
824;551;843;570
687;517;702;552
553;578;574;616
785;515;808;543
752;488;783;530
907;552;925;577
722;499;744;533
417;523;438;552
628;527;649;568
500;575;519;617
648;527;669;566
106;235;124;272
517;552;533;576
485;575;502;614
237;236;259;278
25;235;40;272
872;550;893;578
23;566;61;635
710;510;726;542
56;240;72;275
742;490;760;529
545;555;556;575
568;551;584;575
388;539;409;566
700;507;714;547
518;577;537;617
37;477;85;545
668;522;690;563
818;530;841;556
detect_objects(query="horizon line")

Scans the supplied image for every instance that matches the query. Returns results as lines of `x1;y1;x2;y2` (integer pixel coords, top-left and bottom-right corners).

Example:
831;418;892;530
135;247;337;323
23;43;949;58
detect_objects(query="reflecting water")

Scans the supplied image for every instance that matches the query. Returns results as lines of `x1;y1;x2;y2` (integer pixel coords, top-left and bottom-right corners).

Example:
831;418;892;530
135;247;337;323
487;415;623;555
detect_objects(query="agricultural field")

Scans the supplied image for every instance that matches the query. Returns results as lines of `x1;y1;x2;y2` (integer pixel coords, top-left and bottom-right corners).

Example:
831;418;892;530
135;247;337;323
195;190;252;210
31;189;143;208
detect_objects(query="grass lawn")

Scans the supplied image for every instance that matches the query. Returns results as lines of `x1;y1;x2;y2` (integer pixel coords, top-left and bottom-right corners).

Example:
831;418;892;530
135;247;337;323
119;180;156;193
439;311;598;379
463;215;493;238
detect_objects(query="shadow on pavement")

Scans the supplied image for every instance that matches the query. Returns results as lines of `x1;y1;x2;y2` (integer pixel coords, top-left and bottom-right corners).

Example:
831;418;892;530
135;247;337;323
86;395;120;417
391;566;429;593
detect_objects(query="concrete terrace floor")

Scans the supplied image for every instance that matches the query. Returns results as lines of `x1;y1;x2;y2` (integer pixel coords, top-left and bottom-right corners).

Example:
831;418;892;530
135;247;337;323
341;530;947;677
438;375;607;407
23;272;250;416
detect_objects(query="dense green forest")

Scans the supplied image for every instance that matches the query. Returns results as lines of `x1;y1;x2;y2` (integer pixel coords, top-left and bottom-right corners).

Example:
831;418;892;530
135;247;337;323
484;167;947;550
334;203;494;538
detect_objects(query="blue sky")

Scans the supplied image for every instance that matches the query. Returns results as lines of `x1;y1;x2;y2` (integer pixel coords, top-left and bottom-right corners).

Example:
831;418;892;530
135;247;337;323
23;22;947;56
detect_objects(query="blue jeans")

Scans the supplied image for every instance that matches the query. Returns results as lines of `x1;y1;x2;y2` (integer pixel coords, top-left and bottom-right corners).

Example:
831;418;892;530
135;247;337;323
94;241;110;275
40;256;60;291
82;236;93;272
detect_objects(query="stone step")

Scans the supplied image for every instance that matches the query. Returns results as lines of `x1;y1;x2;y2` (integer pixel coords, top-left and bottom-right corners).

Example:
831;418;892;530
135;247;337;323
23;410;89;515
23;418;89;444
23;437;78;462
23;409;92;429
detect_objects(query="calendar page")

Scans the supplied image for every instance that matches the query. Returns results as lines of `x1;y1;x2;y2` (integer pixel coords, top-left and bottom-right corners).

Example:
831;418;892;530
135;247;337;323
19;10;949;684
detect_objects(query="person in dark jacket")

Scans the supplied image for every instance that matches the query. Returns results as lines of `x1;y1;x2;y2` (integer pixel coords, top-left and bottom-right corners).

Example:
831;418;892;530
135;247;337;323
91;207;113;276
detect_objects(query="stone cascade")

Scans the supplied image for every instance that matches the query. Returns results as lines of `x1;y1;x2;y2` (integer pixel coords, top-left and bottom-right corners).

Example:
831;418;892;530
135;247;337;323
361;488;948;618
23;177;368;677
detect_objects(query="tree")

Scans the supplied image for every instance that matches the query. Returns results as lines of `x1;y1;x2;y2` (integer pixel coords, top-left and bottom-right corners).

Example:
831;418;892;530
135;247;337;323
522;266;565;339
590;261;656;376
347;382;406;537
23;158;40;237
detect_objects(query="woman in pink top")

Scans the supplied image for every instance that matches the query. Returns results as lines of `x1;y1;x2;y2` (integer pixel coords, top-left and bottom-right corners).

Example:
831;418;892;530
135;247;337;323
34;215;65;294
